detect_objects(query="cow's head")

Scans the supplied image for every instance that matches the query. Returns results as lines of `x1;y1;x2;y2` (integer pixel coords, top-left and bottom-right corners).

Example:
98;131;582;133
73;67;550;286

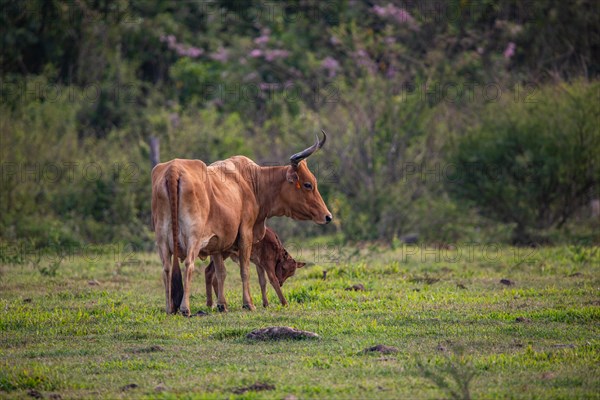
275;252;306;286
282;130;333;225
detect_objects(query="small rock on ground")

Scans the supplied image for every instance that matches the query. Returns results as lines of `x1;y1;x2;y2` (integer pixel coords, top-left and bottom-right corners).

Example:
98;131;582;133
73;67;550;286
121;383;138;391
129;345;163;353
154;383;168;392
515;316;531;323
247;327;319;340
88;280;100;286
27;389;43;399
363;344;399;354
345;283;365;291
192;310;209;317
500;278;514;286
552;344;575;349
232;382;275;394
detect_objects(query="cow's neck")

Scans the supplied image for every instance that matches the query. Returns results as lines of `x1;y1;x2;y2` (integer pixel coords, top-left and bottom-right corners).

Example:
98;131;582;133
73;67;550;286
255;166;290;221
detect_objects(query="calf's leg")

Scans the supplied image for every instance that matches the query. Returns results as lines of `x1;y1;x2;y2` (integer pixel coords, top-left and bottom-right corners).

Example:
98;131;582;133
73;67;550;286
267;269;288;306
255;265;269;307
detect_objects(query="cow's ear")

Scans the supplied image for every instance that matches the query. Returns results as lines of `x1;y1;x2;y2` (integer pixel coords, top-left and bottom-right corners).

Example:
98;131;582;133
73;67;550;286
286;167;299;183
297;262;306;268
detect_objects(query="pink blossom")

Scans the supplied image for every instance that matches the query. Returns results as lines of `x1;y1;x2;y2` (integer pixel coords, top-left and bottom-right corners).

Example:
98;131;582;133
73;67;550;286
503;42;516;59
250;49;263;58
184;47;203;58
259;82;281;91
264;49;290;62
210;47;229;63
321;56;340;78
160;34;203;58
353;49;377;75
372;4;418;29
254;35;270;45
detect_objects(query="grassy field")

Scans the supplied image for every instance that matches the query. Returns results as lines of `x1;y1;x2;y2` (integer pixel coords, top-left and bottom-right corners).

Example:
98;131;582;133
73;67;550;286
1;240;599;399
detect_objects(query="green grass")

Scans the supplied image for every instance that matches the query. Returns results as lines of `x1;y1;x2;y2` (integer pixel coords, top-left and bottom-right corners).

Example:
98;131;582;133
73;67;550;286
1;243;599;399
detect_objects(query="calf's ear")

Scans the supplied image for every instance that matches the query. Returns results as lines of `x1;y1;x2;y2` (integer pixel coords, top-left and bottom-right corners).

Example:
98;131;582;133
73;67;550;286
297;262;306;268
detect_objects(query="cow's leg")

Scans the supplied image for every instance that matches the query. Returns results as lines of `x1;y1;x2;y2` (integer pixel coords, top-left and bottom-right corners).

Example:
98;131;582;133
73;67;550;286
181;243;201;317
238;235;256;311
205;259;215;308
266;269;288;306
157;242;176;314
256;265;269;307
212;253;228;312
211;273;218;307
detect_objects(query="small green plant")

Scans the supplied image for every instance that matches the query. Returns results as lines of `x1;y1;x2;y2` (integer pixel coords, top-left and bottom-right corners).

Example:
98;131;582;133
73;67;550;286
568;245;599;266
38;259;62;277
417;345;478;400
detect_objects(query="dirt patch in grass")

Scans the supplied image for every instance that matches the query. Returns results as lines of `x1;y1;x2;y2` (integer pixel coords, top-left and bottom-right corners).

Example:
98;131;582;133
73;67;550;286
232;382;275;394
246;327;319;341
345;283;365;291
128;345;163;354
500;278;515;286
120;383;138;391
515;317;532;323
363;344;399;354
27;389;43;398
410;275;440;284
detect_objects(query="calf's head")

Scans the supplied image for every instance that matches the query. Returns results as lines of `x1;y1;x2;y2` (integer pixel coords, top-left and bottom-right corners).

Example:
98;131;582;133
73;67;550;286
275;251;306;286
281;130;333;225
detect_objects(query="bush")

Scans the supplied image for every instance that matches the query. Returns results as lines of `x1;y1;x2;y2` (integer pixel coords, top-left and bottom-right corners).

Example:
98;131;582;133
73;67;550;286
447;81;600;244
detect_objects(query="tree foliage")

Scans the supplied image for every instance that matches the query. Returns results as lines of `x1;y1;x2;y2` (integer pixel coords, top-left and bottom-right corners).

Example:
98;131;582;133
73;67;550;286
1;0;598;247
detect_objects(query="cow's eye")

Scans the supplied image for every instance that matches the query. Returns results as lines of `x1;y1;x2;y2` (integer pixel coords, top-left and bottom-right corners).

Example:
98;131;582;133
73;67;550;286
303;182;313;190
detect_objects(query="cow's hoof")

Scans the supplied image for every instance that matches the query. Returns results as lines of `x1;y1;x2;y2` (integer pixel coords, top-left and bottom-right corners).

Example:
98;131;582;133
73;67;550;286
180;308;191;317
217;304;228;313
243;303;256;311
262;302;269;308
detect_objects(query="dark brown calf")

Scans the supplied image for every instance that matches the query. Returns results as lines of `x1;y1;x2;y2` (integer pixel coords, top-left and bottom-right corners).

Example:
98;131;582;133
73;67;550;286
205;228;305;307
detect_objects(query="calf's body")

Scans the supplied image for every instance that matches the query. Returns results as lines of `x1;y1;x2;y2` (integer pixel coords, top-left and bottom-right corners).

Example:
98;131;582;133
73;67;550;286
205;227;304;307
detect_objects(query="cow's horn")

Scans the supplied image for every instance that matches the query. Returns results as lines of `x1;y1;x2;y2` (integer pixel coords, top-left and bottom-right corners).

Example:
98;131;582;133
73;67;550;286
290;130;327;167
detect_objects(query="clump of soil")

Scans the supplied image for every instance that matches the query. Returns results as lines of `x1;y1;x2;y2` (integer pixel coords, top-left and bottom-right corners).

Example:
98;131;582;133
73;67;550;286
515;317;531;323
129;345;163;354
246;327;319;340
27;389;43;399
120;383;138;391
500;278;515;286
191;310;208;317
363;344;399;354
154;383;168;392
552;344;575;349
232;382;275;394
410;275;440;284
345;284;365;291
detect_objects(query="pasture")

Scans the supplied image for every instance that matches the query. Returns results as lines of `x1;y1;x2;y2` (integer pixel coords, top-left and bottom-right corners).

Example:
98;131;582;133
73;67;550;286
1;240;599;399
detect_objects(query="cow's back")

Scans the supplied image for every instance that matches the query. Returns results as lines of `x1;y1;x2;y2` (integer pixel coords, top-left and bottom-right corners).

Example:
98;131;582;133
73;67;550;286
153;157;260;257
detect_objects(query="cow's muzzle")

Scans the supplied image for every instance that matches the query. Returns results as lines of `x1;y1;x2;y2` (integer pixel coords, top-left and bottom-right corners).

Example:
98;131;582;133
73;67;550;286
325;214;333;224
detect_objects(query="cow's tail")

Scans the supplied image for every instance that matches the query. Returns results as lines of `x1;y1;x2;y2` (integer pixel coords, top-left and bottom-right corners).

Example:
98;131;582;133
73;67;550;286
166;169;183;311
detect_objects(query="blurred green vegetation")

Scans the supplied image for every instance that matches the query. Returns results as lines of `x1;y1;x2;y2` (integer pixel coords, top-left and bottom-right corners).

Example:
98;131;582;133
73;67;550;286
1;0;599;248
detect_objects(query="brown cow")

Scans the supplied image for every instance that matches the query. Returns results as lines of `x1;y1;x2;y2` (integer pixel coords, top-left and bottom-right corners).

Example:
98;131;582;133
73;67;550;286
151;132;331;315
204;227;305;307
